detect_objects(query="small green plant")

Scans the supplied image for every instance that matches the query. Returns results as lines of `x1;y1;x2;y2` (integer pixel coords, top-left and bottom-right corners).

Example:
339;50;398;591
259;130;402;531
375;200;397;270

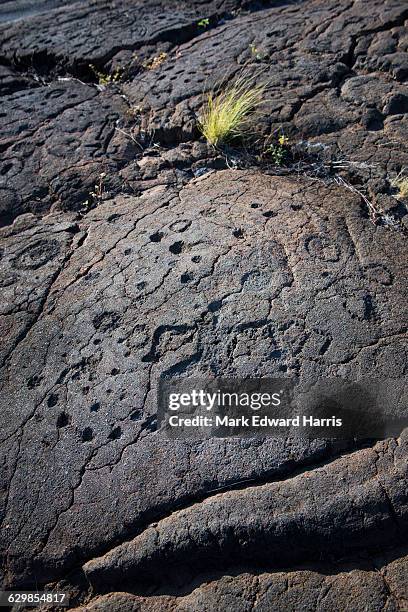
264;134;289;166
250;43;268;62
198;18;210;28
84;172;106;208
391;171;408;200
89;64;122;86
198;76;266;147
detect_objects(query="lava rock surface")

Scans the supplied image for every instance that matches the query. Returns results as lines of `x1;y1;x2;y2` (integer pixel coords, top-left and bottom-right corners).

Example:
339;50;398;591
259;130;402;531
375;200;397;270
0;0;407;609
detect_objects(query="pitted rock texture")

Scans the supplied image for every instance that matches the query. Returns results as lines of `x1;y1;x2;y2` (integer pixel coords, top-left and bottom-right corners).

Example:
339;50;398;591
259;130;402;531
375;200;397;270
0;0;408;609
0;81;131;223
123;0;408;157
0;0;245;223
0;0;244;68
1;171;407;601
1;0;408;224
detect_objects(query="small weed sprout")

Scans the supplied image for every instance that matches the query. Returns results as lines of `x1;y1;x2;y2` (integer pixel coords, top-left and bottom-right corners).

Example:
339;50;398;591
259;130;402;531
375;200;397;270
198;18;210;28
198;76;266;147
264;134;290;166
143;52;167;70
391;171;408;200
250;44;268;62
84;172;106;208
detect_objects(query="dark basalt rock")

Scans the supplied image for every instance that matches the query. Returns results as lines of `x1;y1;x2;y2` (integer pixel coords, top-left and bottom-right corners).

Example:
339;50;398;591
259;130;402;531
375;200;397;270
74;553;408;611
0;0;247;73
0;0;407;226
1;171;407;596
122;0;408;157
83;435;408;588
0;81;130;222
0;1;80;24
0;64;37;95
0;0;407;609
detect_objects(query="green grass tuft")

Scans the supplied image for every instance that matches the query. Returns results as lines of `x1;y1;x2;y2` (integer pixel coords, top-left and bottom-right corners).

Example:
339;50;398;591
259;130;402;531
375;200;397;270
198;77;265;147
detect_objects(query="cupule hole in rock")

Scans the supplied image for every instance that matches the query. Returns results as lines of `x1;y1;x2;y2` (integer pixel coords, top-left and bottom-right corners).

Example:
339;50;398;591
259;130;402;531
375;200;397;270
82;427;93;442
169;241;184;254
150;231;163;242
108;426;122;440
56;412;70;428
47;393;59;407
181;272;193;284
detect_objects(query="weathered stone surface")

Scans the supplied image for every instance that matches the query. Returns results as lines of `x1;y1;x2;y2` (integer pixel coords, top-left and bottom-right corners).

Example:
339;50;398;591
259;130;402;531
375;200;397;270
75;551;408;611
0;64;36;95
0;0;408;608
83;434;408;588
0;81;131;222
0;0;246;69
1;0;408;224
123;0;408;156
1;171;407;595
0;211;81;368
0;1;79;25
0;0;256;225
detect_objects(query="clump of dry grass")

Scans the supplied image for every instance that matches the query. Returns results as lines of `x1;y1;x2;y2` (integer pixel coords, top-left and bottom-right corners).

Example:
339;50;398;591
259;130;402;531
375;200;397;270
198;76;266;147
391;171;408;200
